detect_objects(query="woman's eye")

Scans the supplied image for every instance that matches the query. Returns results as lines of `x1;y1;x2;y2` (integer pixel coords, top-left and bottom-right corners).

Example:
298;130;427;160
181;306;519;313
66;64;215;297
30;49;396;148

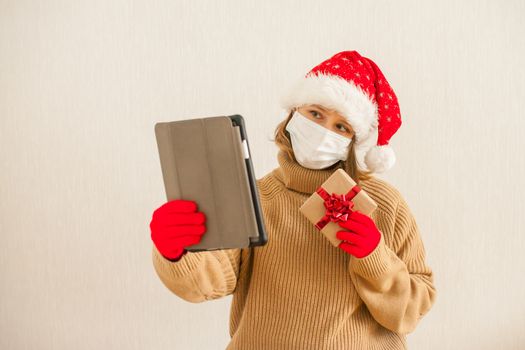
310;110;321;118
308;110;351;133
338;124;350;133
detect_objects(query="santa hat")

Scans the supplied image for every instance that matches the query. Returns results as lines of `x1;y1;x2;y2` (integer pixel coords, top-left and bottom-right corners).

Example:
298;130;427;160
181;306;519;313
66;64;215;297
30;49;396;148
279;50;402;174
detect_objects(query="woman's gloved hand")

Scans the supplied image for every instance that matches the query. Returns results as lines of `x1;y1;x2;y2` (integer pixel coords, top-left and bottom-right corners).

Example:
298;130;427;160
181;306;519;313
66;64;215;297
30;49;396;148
336;210;381;259
150;199;207;262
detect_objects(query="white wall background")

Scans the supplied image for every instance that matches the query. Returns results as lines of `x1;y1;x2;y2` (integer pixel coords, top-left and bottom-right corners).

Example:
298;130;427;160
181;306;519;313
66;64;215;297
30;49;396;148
1;1;524;349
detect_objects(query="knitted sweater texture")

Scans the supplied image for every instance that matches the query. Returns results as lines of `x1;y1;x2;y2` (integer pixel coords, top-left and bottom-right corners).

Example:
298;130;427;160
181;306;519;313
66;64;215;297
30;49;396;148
152;150;437;349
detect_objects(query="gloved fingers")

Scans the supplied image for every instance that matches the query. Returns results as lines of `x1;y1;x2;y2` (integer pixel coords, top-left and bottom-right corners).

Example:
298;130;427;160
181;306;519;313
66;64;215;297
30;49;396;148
173;233;203;248
151;224;206;242
348;210;372;225
337;218;367;234
338;240;359;256
339;241;371;259
156;231;205;246
169;224;206;236
336;230;364;245
157;234;203;257
153;199;198;217
153;212;206;227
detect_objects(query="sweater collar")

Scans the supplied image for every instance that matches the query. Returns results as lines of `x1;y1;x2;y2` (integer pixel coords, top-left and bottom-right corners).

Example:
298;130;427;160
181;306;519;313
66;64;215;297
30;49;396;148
271;150;343;194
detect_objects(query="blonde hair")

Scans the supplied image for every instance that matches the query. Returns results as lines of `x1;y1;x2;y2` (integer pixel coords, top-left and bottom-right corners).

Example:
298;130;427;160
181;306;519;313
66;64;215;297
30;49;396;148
271;108;375;183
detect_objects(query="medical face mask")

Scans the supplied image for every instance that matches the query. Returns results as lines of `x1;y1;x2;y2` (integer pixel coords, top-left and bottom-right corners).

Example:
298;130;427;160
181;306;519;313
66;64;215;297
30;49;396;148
285;110;352;169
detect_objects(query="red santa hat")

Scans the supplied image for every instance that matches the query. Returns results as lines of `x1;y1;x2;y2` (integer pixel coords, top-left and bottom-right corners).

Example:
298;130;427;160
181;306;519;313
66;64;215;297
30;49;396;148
279;50;402;174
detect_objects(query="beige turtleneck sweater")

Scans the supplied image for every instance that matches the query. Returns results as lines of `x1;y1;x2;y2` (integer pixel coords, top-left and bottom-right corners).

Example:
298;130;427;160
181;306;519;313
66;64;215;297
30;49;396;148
151;150;437;349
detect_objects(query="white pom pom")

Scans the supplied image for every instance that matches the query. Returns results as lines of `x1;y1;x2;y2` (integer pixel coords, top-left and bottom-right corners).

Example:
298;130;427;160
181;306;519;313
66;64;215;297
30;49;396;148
364;144;396;173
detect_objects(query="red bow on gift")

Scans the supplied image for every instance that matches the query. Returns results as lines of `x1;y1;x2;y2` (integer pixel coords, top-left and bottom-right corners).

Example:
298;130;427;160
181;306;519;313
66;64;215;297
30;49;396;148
315;185;362;230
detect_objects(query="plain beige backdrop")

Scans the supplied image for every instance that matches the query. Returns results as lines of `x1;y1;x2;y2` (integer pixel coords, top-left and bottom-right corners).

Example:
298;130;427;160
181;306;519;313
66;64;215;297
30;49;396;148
1;0;525;349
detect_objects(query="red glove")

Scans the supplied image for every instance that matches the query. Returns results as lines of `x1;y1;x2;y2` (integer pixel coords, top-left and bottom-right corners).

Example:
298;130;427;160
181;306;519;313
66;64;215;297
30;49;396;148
149;199;207;262
335;210;381;259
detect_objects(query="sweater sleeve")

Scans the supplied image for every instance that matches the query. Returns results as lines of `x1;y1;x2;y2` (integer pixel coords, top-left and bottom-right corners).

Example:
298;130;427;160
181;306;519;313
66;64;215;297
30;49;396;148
151;244;241;303
348;194;437;335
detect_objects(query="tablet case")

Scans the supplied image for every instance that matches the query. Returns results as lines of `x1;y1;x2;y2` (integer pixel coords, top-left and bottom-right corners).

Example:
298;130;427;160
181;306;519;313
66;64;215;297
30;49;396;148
154;115;268;252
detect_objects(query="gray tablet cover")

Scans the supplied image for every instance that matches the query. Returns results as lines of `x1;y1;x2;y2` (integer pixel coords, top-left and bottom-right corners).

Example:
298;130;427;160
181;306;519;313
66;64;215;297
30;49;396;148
154;115;266;251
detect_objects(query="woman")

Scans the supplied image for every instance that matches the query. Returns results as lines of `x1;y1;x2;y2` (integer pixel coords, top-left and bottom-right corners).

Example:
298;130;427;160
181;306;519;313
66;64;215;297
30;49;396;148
150;50;437;349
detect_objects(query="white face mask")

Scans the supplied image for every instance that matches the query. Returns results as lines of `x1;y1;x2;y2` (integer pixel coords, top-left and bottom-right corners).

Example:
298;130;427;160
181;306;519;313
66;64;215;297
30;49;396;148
285;110;352;169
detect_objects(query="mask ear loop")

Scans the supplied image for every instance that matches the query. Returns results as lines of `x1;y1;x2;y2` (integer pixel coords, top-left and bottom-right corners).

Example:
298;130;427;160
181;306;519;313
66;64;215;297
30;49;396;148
339;132;355;166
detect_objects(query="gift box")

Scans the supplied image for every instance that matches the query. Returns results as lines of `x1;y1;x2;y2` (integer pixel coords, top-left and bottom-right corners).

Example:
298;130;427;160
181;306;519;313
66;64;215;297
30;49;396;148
299;169;378;247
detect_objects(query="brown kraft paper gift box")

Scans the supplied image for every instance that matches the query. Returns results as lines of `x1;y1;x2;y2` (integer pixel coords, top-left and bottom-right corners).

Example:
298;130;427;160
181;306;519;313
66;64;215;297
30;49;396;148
299;169;378;247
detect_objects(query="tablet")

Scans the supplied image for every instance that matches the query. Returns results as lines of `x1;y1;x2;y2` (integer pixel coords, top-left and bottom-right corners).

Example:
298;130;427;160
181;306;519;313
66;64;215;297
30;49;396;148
154;114;268;251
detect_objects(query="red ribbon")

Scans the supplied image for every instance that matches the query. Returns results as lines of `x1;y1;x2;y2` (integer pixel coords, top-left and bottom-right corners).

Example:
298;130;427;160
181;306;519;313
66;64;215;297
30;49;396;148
314;185;362;230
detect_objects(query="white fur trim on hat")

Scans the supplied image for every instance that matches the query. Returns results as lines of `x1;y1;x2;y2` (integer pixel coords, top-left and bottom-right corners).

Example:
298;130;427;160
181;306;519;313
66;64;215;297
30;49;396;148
279;72;378;141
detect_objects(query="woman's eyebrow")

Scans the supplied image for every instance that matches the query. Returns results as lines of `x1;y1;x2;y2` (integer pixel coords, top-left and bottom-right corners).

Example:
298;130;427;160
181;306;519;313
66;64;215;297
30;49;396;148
311;104;329;112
